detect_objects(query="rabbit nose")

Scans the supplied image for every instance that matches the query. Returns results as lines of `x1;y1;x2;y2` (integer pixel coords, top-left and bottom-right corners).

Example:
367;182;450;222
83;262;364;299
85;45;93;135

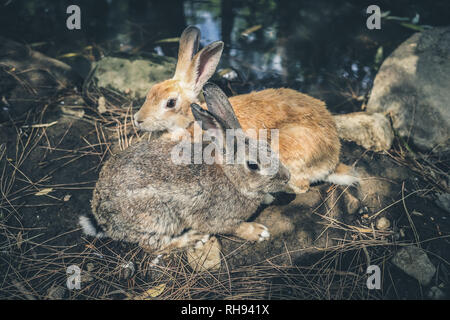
134;113;143;127
280;164;290;182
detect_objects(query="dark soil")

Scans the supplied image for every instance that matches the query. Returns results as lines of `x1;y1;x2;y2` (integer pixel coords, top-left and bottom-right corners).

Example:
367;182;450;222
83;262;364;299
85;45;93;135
1;98;448;299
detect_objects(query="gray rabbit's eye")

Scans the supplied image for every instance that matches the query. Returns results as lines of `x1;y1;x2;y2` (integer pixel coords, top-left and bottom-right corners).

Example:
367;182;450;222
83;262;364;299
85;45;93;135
166;98;177;108
246;161;259;171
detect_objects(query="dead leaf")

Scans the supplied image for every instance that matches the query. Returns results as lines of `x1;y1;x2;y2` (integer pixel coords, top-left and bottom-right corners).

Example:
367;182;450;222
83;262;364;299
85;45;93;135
352;226;374;233
218;68;233;76
30;42;48;48
155;37;180;44
412;210;423;216
97;96;107;114
132;283;166;300
17;231;23;250
22;121;58;129
241;25;262;37
58;52;81;59
35;188;53;196
61;106;85;118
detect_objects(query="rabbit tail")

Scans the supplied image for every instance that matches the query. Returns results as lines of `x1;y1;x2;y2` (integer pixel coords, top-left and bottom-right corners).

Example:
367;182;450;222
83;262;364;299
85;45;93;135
79;215;106;238
325;163;359;186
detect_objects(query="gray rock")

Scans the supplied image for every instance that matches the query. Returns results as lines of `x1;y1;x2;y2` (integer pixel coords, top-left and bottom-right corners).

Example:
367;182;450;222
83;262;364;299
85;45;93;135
436;193;450;214
120;261;135;279
80;270;94;284
427;286;446;300
392;245;436;286
93;55;176;101
366;27;450;154
334;112;394;151
46;285;66;300
376;216;391;230
59;94;85;119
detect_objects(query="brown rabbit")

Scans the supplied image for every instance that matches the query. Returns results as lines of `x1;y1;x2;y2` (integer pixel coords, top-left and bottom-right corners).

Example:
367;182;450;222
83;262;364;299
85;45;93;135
134;26;358;194
81;84;290;252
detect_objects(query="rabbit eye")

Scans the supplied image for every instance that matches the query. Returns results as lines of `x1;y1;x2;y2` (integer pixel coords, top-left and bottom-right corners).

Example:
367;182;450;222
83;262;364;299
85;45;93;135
246;161;259;171
166;98;177;109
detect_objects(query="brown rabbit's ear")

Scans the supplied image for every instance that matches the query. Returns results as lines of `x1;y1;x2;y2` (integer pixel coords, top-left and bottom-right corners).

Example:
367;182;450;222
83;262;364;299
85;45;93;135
187;41;224;95
203;83;241;129
174;26;201;80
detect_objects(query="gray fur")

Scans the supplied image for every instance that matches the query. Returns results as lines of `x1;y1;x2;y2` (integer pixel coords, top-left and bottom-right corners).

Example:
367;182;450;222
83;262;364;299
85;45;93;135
203;83;242;130
91;90;290;251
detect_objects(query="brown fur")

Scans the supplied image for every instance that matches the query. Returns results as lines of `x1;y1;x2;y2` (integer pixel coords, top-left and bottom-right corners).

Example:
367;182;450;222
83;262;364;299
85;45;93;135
134;26;356;193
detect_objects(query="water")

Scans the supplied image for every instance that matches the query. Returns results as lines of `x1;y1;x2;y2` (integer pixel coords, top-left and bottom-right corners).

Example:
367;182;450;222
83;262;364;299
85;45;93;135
1;0;449;114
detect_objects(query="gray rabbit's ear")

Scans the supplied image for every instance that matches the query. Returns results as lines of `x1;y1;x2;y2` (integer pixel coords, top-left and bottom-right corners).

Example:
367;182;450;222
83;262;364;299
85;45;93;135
202;83;241;130
191;103;228;132
174;26;201;80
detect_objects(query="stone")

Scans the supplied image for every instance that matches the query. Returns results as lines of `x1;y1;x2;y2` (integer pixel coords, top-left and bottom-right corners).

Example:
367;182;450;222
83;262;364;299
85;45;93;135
93;55;176;102
80;270;94;283
376;216;391;230
391;245;436;286
435;193;450;214
366;27;450;154
334;112;394;151
46;285;66;300
120;261;135;279
427;286;446;300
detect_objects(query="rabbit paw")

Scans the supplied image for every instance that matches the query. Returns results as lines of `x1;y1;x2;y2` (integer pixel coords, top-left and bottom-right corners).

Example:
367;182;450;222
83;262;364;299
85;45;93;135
289;178;310;194
262;193;276;205
166;229;208;251
194;234;211;249
187;236;222;272
235;222;270;242
140;244;155;254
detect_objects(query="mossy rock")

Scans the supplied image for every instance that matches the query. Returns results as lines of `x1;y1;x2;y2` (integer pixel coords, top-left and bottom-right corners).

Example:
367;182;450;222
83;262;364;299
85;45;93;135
94;55;176;102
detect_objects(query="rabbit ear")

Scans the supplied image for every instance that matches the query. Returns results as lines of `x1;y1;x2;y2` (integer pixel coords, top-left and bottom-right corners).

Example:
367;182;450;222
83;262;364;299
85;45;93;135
191;103;228;132
187;41;224;95
202;83;241;129
174;26;201;80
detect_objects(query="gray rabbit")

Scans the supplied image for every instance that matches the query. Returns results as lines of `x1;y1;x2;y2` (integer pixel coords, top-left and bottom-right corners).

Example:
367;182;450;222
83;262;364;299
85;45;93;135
80;84;290;253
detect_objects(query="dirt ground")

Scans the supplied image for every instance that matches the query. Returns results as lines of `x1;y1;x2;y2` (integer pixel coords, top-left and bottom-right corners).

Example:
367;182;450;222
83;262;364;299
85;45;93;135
0;90;448;300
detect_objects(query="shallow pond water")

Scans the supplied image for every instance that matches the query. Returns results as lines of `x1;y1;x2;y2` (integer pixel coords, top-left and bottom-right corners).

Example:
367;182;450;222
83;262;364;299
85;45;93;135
1;0;449;114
